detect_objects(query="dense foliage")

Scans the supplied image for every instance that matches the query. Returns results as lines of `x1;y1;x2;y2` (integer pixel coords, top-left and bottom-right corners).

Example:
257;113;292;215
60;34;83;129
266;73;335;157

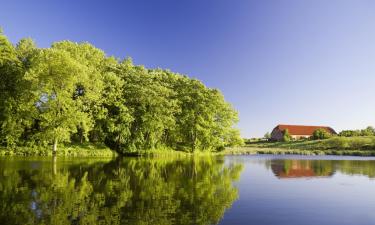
312;128;332;140
282;129;291;142
0;31;242;154
339;126;375;137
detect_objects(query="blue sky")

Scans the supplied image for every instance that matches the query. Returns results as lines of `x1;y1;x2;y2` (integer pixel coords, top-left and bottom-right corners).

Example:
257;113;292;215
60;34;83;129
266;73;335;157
2;0;375;137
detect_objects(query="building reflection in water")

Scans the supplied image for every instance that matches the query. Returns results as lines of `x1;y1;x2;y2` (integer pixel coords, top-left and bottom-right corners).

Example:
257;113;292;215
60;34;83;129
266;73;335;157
271;159;335;178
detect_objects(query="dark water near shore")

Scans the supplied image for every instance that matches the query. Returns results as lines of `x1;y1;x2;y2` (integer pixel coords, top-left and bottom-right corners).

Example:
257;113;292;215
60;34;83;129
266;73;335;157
0;155;375;225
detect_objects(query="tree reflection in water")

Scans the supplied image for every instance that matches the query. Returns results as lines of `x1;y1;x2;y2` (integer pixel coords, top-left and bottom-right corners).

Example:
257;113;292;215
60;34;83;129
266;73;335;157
0;156;243;225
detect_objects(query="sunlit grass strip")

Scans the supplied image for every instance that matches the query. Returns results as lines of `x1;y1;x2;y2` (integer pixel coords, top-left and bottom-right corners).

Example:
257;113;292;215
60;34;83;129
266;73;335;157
223;146;375;156
0;144;117;157
121;147;215;157
246;136;375;150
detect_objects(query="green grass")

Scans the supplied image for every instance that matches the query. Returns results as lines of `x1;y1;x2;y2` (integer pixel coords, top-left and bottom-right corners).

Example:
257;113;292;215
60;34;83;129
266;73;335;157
121;147;217;157
0;143;117;157
223;136;375;156
249;136;375;150
4;136;375;157
0;144;215;157
223;146;375;156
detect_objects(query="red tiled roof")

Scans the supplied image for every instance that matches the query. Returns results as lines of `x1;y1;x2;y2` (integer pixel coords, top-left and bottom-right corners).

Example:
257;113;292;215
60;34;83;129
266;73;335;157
274;124;336;135
277;168;316;178
271;162;334;178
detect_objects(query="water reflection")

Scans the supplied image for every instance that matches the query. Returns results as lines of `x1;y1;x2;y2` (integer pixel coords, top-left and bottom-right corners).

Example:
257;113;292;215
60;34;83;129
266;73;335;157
0;156;243;225
269;158;375;179
219;156;375;225
271;160;335;178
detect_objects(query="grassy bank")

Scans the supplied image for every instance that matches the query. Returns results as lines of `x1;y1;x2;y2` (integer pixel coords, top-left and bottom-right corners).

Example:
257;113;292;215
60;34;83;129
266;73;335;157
223;136;375;156
0;143;117;157
4;136;375;157
121;148;217;157
223;147;375;156
0;145;215;157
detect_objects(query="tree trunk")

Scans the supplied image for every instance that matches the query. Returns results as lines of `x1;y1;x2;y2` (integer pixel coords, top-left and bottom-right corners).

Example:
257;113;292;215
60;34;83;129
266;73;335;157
79;128;84;144
53;138;58;155
52;155;57;175
191;130;196;153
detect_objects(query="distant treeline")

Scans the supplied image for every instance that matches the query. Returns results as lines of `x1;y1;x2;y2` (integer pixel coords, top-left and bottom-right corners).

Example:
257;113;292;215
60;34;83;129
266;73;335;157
338;126;375;137
0;31;243;154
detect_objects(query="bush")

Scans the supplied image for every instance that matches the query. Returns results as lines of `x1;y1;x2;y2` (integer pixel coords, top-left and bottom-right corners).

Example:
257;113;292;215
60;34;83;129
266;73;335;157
282;129;291;142
312;128;332;140
323;136;375;150
324;137;349;149
339;126;375;137
339;130;361;137
361;126;375;136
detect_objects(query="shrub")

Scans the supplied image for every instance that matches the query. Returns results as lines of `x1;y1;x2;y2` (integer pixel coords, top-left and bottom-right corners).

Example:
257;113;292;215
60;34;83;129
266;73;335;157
324;137;349;149
323;136;375;150
339;130;361;137
339;126;375;137
361;126;375;136
282;129;291;142
312;128;332;140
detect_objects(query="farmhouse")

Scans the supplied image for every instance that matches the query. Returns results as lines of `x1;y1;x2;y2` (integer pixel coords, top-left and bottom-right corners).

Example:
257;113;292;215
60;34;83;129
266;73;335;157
270;124;336;141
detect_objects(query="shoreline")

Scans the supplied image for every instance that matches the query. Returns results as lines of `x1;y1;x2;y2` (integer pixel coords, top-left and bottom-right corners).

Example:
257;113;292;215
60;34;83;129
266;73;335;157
2;146;375;157
3;136;375;157
0;144;117;157
222;146;375;157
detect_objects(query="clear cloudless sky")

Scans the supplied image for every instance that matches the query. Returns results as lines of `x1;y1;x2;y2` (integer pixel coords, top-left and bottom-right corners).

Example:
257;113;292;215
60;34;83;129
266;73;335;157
2;0;375;137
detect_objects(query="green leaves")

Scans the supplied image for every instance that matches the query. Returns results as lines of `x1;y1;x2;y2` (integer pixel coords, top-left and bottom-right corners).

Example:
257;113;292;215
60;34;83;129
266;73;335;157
282;129;291;142
312;128;332;140
0;31;242;153
23;47;92;148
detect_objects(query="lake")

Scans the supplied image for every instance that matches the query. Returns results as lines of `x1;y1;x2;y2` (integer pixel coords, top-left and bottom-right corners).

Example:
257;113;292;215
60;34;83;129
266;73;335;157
0;155;375;225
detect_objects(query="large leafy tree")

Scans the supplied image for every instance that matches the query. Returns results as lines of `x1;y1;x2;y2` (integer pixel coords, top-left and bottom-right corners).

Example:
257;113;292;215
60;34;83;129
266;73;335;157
51;41;109;144
24;48;90;152
94;59;133;150
0;32;30;146
174;77;242;151
114;61;178;152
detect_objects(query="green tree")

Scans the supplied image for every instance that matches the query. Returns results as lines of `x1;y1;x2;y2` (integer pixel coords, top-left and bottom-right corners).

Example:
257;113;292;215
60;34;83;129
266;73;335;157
312;128;332;140
282;129;291;142
361;126;375;136
0;31;29;146
0;30;242;154
94;59;133;149
24;48;91;153
174;78;241;151
51;41;114;144
111;62;178;152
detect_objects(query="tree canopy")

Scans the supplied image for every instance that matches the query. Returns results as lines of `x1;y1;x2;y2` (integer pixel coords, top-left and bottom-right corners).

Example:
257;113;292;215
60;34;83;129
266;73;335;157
312;128;332;140
339;126;375;137
0;31;242;153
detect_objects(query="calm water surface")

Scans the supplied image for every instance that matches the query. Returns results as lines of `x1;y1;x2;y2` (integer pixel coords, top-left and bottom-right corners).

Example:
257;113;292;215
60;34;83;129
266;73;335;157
1;155;375;225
